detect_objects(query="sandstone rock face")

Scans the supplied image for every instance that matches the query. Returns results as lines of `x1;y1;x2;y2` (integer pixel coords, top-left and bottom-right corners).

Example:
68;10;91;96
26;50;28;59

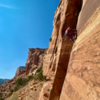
1;0;100;100
39;0;82;100
77;0;100;33
40;0;100;100
25;48;47;74
0;48;47;99
15;66;25;76
60;0;100;100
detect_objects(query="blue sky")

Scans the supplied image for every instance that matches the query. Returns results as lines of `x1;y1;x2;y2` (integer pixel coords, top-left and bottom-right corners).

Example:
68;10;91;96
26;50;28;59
0;0;60;79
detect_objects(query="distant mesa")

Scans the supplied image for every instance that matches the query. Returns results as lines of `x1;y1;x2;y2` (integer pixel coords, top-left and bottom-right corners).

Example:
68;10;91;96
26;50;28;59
15;66;25;76
0;78;9;84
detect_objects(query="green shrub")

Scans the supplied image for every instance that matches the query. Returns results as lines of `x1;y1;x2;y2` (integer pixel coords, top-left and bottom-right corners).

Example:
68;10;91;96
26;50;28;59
49;38;52;42
0;94;2;98
3;89;5;92
43;76;47;80
10;89;13;93
33;75;38;80
37;71;44;81
28;75;34;81
16;78;28;87
8;93;12;97
0;98;4;100
16;78;23;86
37;71;46;81
41;63;43;67
36;63;46;81
36;63;43;73
36;67;42;73
14;86;19;92
14;77;33;92
40;82;44;86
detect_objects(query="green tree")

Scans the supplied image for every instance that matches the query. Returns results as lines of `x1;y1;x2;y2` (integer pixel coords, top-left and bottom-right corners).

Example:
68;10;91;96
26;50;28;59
49;38;52;42
0;98;4;100
28;75;33;81
14;86;19;92
38;71;44;81
10;89;13;93
36;63;43;73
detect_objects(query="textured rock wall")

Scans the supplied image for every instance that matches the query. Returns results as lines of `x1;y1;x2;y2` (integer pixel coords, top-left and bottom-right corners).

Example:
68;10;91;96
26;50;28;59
39;0;82;100
60;0;100;100
77;0;100;33
25;48;47;74
15;66;25;76
0;48;47;99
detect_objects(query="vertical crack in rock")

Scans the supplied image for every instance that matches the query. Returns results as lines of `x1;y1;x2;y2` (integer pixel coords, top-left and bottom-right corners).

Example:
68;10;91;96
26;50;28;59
39;0;82;100
59;1;100;100
49;0;82;100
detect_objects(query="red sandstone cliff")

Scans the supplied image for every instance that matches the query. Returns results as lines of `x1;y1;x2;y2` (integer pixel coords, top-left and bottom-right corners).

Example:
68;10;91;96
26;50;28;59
15;66;25;76
60;0;100;100
1;0;100;100
25;48;47;75
39;0;100;100
0;48;47;99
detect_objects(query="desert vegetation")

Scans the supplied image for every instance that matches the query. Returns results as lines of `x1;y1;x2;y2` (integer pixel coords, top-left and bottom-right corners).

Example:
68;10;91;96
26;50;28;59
49;38;52;42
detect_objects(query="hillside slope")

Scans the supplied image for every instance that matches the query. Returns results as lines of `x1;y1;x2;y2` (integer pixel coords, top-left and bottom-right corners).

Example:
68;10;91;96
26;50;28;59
0;79;9;84
0;48;47;99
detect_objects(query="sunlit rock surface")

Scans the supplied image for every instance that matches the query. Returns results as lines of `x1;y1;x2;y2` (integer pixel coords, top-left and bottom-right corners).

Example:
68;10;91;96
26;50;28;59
60;0;100;100
0;48;47;99
39;0;82;100
15;66;25;76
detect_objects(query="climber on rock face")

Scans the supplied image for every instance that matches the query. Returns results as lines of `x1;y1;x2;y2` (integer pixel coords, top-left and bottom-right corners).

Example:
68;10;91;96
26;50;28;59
65;26;77;41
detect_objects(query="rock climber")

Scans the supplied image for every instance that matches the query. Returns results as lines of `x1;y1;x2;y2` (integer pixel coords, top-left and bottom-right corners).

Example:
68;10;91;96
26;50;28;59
65;26;77;41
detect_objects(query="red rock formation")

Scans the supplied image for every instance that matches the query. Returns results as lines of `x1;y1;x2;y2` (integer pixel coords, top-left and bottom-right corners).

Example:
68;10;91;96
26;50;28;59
0;48;47;99
77;0;100;33
60;0;100;100
1;0;100;100
15;66;25;76
39;0;82;100
25;48;47;74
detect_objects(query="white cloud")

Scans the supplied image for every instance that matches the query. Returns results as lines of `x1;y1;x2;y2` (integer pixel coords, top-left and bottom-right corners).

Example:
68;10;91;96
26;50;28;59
0;4;12;8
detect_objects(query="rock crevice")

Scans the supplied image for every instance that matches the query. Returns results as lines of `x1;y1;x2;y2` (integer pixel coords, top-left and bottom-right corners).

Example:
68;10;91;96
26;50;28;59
39;0;82;100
